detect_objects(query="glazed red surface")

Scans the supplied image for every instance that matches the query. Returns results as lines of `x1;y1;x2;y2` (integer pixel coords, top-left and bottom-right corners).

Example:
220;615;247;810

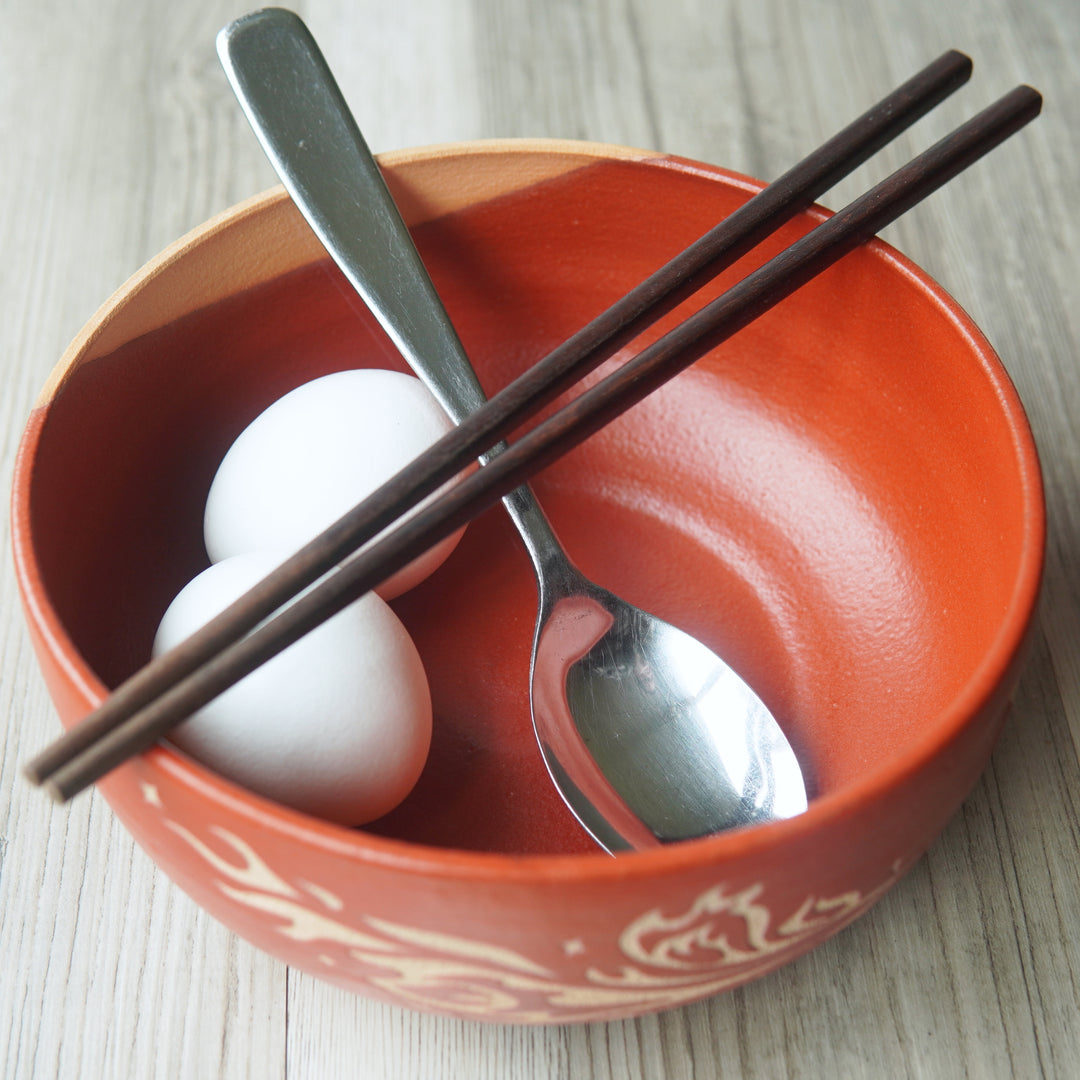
12;147;1044;1022
24;157;1034;858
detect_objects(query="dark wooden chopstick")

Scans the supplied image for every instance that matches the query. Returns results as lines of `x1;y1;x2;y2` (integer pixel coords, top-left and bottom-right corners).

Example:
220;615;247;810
22;51;972;793
28;77;1041;803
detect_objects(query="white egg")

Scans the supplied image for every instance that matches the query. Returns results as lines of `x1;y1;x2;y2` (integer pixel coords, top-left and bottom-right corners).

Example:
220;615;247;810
153;552;432;825
204;369;463;599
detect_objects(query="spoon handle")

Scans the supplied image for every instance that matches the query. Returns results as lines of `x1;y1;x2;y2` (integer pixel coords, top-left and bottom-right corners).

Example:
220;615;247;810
218;8;567;575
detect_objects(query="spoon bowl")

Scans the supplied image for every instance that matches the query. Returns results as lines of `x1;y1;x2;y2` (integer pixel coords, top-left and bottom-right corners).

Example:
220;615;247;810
218;8;807;850
532;561;808;849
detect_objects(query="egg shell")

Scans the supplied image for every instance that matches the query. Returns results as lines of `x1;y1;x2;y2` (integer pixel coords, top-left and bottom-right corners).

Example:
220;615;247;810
153;552;433;825
203;369;464;599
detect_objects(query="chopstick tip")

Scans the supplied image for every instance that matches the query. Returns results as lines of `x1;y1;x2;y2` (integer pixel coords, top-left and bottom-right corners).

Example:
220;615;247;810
22;757;46;787
23;753;75;802
946;48;973;68
1000;84;1044;126
42;778;70;805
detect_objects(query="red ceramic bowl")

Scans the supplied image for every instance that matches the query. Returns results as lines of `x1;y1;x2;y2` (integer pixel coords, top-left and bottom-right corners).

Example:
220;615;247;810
12;139;1043;1023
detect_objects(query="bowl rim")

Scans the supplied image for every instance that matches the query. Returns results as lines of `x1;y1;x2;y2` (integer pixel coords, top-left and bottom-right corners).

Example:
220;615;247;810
12;137;1046;884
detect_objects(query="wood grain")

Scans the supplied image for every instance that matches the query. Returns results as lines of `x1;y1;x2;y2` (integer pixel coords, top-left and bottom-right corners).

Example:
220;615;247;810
2;0;1078;1077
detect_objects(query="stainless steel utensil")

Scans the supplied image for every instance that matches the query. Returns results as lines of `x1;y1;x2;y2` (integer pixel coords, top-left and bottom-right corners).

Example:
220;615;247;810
218;8;807;851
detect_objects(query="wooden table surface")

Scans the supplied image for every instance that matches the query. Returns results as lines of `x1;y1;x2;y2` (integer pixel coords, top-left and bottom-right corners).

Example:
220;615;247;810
2;1;1078;1077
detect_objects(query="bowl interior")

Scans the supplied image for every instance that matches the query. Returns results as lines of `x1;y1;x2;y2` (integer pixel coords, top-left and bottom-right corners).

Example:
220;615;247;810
22;149;1036;855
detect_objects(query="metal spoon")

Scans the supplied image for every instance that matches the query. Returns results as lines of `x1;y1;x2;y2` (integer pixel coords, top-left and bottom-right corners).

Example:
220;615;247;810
218;9;807;851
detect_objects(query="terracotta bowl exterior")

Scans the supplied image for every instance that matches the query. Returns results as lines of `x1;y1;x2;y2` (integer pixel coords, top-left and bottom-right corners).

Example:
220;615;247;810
11;140;1044;1023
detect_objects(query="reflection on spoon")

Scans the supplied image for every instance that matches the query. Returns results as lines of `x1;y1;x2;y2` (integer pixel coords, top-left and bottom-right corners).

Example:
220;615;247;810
217;7;808;851
532;563;806;850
